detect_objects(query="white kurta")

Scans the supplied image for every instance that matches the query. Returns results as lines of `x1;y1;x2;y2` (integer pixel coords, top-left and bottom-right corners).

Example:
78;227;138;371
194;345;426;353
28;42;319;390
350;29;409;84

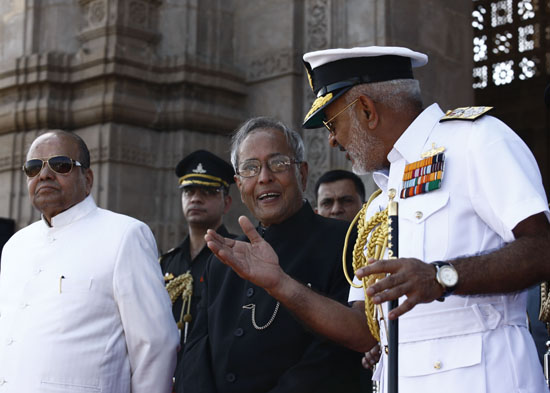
0;196;179;393
349;104;549;393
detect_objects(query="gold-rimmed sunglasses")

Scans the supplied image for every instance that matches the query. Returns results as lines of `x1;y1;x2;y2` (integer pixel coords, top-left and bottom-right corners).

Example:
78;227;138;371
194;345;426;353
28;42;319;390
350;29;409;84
22;156;85;178
322;98;359;135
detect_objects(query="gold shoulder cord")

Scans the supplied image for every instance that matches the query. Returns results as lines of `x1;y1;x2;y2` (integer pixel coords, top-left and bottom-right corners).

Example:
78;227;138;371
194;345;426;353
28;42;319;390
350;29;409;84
342;189;388;341
166;272;194;339
540;281;550;333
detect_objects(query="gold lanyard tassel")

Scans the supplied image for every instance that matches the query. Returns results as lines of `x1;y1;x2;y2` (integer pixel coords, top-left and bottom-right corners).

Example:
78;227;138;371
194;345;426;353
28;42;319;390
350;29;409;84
166;272;194;342
342;189;388;342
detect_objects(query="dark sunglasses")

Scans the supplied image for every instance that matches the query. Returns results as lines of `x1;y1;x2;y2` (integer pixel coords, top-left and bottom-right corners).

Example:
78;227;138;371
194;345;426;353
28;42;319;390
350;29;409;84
22;155;85;178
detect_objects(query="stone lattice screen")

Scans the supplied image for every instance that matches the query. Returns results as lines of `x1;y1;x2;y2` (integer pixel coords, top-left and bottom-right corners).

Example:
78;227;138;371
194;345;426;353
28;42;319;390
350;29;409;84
472;0;549;89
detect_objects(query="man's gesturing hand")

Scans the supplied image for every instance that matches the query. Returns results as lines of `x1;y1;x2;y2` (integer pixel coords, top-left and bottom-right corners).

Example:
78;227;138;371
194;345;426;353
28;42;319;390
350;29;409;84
205;216;285;292
356;258;445;320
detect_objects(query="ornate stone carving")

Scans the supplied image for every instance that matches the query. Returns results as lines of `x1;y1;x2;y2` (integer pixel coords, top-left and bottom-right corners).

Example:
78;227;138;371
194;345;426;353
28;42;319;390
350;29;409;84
79;0;160;45
85;0;107;27
306;0;330;51
304;127;330;201
303;0;332;201
129;1;148;28
246;49;301;83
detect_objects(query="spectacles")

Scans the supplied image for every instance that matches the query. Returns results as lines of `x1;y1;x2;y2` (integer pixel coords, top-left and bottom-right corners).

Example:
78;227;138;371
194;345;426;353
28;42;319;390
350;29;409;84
22;156;85;178
182;186;222;198
237;155;300;178
322;98;359;135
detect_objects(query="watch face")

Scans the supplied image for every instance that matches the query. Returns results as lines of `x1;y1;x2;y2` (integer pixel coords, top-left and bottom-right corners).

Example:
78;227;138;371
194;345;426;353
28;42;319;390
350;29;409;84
440;265;458;287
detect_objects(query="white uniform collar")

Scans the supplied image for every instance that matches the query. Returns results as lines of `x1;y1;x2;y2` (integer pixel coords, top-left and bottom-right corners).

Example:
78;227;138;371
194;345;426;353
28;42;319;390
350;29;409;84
387;103;444;165
371;103;443;193
372;168;390;191
44;195;97;228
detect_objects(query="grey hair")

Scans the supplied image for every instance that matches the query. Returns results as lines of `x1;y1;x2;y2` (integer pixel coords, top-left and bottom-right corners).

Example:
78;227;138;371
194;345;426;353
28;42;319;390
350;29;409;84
346;79;423;115
230;117;306;170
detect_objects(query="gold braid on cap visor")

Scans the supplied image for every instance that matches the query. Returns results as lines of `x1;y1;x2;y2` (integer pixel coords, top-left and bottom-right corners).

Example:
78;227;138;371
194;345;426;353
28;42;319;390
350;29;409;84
304;93;333;122
179;173;229;188
342;189;388;342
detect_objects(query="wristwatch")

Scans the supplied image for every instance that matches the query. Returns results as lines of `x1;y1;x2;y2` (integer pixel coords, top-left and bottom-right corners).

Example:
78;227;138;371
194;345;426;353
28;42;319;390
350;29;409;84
431;261;458;298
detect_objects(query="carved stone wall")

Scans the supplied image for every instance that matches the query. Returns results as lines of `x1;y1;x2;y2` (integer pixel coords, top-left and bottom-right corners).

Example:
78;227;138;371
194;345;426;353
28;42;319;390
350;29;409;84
301;0;384;201
0;0;247;251
0;0;474;251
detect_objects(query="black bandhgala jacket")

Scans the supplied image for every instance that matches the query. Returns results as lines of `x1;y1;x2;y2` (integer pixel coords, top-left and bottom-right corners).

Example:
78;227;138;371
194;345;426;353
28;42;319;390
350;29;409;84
179;202;361;393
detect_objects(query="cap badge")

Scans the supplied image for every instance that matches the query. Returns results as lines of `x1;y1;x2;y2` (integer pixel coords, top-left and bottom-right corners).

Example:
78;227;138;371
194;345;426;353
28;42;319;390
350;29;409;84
401;144;446;199
192;163;207;174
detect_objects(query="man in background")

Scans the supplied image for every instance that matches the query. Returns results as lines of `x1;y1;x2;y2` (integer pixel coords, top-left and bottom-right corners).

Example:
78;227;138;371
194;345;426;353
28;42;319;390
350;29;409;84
315;169;365;222
160;149;234;391
0;130;178;392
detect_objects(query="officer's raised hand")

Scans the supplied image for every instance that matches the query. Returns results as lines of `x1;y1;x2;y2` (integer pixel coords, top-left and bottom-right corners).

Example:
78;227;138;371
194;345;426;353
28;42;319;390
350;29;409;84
205;215;285;292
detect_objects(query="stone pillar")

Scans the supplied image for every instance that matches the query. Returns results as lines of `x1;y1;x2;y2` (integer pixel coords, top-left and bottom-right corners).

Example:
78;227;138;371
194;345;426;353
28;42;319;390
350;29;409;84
0;0;247;251
301;0;384;202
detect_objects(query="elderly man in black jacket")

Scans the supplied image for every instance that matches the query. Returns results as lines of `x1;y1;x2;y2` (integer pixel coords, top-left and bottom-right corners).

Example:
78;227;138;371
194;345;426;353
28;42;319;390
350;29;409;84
180;117;361;393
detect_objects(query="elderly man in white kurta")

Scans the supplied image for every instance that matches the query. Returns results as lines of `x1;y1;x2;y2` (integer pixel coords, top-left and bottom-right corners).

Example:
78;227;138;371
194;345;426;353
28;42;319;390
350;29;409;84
0;130;179;392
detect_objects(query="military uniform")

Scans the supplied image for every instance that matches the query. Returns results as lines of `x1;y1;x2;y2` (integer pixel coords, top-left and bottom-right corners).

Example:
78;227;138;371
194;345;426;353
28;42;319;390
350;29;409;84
348;103;549;393
181;202;361;393
301;46;549;393
160;225;233;356
165;149;236;390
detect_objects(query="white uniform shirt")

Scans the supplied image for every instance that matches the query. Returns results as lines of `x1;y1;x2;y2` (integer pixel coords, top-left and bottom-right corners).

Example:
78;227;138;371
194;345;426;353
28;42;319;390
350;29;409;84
0;196;179;393
349;104;549;393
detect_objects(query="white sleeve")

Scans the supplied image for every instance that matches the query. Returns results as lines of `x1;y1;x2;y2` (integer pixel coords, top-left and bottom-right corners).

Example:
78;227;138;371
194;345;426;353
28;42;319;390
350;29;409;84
467;117;550;242
113;221;179;393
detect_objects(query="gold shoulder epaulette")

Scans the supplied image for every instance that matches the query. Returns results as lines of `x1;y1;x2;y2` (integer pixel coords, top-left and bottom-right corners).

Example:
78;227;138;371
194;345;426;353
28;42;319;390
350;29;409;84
440;106;493;122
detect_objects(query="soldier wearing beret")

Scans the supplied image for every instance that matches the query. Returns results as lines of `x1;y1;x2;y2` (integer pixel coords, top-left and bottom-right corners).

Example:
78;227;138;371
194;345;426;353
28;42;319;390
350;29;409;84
160;150;235;387
204;47;550;392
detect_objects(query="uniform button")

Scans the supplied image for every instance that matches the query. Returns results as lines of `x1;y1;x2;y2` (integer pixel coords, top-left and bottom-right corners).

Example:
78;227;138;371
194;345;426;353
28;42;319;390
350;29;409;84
225;373;236;383
415;211;423;220
234;328;244;337
246;288;254;297
433;361;442;369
